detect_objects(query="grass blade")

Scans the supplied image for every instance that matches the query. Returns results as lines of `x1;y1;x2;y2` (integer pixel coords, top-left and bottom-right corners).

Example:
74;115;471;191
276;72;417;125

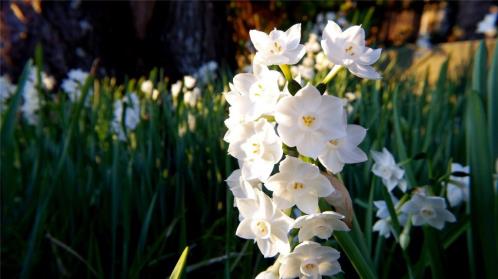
169;246;189;279
465;92;497;279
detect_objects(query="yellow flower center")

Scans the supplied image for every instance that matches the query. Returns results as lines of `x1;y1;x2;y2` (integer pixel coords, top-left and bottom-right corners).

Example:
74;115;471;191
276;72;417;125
251;143;261;154
421;207;434;218
345;45;355;56
292;182;304;190
302;115;316;127
255;221;269;235
329;139;339;146
270;41;283;54
303;263;317;272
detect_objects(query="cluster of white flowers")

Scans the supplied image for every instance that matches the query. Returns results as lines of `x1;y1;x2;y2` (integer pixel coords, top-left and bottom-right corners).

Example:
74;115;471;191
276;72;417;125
372;148;457;240
170;75;201;108
61;69;91;103
1;66;56;125
0;75;16;113
224;20;381;278
140;80;160;100
111;92;141;141
20;66;55;125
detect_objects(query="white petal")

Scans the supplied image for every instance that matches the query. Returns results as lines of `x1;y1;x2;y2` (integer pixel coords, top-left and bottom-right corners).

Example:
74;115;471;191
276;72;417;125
295;193;319;214
342;25;365;46
318;148;344;174
296;132;327;159
250;30;271;51
347;64;381;80
337;146;367;164
357;48;382;65
236;218;255;239
345;124;367;146
322;20;342;42
284;44;306;65
233;73;257;94
279;255;301;278
285;23;302;49
311;175;334;197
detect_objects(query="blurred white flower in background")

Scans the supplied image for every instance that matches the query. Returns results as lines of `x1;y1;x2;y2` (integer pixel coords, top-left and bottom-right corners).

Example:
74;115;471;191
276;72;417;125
250;23;306;65
279;241;342;278
235;190;294;258
183;87;201;107
140;80;153;95
322;20;382;79
476;10;498;38
275;84;346;158
294;211;349;241
62;69;91;103
171;80;182;100
371;148;407;192
0;76;16;112
446;163;470;207
184;75;196;89
226;119;283;182
265;156;334;214
318;124;368;174
21;82;40;125
112;92;140;141
401;194;456;230
194;61;218;85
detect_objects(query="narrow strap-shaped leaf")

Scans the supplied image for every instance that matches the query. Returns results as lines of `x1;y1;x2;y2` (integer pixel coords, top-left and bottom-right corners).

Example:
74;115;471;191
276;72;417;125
169;246;189;279
465;92;497;279
488;40;498;161
334;231;377;279
472;41;487;98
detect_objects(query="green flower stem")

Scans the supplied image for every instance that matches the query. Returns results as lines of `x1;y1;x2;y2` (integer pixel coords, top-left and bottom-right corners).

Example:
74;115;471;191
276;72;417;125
322;64;343;84
279;64;292;81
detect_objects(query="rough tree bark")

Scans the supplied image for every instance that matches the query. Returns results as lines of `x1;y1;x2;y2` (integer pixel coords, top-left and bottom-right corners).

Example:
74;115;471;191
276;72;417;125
0;0;235;82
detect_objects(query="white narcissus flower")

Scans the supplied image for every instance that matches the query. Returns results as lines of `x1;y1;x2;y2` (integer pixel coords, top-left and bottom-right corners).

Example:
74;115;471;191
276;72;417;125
235;190;294;258
225;64;282;121
371;148;406;192
184;75;196;89
401;194;456;230
275;84;346;159
225;169;261;200
279;241;342;279
112;93;141;141
225;119;283;182
250;24;306;66
141;80;153;95
171;80;182;99
294;211;349;242
321;20;382;79
446;163;470;207
62;69;91;102
0;75;16;112
265;156;334;214
183;87;201;107
318;124;368;174
372;197;407;239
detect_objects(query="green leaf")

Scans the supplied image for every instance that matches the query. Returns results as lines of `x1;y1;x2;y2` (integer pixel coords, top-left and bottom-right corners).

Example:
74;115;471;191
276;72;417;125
169;246;189;279
465;92;498;279
288;80;302;96
316;83;326;94
488;39;498;161
334;231;377;279
472;41;487;98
